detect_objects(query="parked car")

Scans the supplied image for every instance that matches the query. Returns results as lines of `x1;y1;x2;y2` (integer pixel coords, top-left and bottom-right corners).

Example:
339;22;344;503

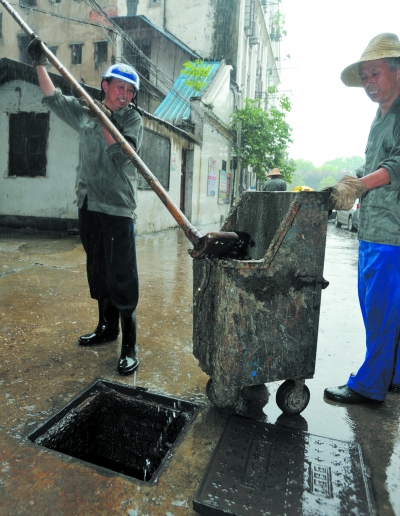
335;199;359;232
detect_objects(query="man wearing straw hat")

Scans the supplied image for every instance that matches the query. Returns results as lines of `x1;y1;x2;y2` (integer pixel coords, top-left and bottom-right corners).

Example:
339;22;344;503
324;33;400;404
262;168;287;191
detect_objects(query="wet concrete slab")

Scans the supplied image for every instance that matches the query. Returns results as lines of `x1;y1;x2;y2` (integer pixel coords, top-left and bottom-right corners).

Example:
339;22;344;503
1;223;400;516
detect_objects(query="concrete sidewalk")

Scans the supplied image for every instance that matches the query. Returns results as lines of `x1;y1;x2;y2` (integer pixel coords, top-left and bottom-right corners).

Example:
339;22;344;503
1;224;399;516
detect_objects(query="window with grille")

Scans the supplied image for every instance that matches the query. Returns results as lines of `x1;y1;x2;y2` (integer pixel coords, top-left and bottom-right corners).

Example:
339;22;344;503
48;46;58;61
70;43;83;65
138;129;170;190
127;0;139;15
94;41;107;67
124;40;150;81
19;0;37;6
244;0;255;35
8;112;49;178
17;33;31;65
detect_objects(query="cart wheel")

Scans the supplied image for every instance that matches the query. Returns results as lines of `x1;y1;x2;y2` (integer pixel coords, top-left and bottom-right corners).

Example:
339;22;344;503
276;380;310;415
206;379;240;408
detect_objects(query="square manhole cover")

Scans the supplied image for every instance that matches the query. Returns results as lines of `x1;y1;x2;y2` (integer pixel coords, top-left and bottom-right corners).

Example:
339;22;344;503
28;379;199;484
194;415;376;516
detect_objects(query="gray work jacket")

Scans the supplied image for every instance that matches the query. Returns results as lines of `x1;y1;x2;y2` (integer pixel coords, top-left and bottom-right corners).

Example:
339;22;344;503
42;89;143;218
358;94;400;246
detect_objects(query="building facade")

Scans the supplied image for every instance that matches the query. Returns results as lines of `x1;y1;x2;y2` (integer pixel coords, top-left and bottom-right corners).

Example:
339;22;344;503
0;58;201;235
0;0;283;231
0;0;125;88
128;0;281;102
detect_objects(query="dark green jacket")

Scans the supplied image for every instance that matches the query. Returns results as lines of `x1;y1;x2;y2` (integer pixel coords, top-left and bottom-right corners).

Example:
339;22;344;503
262;178;287;191
358;94;400;246
42;89;143;218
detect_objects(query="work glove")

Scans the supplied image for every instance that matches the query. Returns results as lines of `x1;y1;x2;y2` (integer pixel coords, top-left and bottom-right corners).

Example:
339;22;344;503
78;98;112;124
27;36;50;67
323;175;369;211
79;98;124;133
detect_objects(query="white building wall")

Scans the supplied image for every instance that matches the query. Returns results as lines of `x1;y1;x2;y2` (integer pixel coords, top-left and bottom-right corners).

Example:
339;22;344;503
204;64;234;124
135;119;191;235
190;124;232;228
0;80;79;220
189;64;234;227
135;0;215;58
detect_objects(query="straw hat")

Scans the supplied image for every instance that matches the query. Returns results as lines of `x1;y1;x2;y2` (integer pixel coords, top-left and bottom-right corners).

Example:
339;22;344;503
267;168;283;178
341;33;400;87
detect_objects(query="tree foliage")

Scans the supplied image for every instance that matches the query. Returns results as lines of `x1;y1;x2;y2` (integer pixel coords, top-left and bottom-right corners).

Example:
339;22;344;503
230;91;295;183
181;59;212;92
318;175;337;190
291;156;365;190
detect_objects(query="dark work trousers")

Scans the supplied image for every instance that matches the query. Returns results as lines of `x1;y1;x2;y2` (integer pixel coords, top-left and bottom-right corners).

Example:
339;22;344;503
78;197;139;317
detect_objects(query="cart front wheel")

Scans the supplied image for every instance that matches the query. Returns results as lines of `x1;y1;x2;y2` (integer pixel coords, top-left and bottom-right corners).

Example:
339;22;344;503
276;379;310;415
206;379;240;408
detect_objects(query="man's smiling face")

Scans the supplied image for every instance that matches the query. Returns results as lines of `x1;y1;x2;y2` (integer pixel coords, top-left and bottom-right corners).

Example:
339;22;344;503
102;78;135;112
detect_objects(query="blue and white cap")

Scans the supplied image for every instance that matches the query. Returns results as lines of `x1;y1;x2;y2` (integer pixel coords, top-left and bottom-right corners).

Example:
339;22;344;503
102;64;140;91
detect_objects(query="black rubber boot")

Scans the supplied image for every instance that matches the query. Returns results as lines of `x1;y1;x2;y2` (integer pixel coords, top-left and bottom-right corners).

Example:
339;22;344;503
78;297;120;345
117;312;139;375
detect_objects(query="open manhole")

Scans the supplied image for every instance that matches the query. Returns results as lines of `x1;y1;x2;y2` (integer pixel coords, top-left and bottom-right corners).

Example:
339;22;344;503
28;379;199;484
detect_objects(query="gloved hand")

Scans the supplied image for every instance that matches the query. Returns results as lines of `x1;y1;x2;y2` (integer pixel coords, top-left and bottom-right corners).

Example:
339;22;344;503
323;175;369;210
78;98;112;125
27;36;50;67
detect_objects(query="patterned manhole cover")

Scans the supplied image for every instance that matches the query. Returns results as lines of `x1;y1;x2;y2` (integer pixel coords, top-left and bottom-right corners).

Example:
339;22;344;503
194;414;375;515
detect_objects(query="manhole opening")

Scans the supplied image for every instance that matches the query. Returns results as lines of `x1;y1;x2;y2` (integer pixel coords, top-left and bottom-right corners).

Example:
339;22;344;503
28;379;199;484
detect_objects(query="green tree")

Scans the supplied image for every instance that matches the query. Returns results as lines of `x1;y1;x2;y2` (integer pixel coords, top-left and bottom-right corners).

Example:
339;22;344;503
317;164;338;178
230;91;295;183
181;59;212;92
293;157;364;190
288;168;305;189
324;156;364;173
319;175;337;190
294;159;317;174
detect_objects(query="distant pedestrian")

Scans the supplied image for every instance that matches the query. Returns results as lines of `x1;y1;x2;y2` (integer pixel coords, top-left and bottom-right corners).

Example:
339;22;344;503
262;168;287;191
324;33;400;404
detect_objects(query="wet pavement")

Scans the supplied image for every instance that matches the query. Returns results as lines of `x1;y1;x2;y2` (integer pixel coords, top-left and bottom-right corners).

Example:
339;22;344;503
1;221;399;515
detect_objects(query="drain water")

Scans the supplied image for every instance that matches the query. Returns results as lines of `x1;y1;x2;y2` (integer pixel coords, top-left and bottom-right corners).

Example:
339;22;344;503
28;379;199;483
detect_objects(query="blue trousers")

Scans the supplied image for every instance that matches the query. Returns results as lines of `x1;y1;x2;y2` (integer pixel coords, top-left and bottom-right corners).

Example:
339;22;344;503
347;240;400;401
78;198;139;317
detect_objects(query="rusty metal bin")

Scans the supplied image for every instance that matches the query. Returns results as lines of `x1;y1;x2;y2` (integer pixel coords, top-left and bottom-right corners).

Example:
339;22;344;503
193;191;330;414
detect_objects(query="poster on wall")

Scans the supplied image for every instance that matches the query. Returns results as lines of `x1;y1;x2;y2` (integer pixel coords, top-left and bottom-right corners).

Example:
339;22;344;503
207;158;216;196
218;170;232;204
171;154;177;171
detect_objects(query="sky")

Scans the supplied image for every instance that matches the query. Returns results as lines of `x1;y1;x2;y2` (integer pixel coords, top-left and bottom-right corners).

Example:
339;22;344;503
278;0;400;167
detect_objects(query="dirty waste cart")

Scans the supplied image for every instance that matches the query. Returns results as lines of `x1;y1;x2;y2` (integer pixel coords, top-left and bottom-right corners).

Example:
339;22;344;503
193;191;331;414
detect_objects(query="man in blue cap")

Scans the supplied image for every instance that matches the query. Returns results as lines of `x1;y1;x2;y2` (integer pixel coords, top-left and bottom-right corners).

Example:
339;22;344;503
28;38;143;376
